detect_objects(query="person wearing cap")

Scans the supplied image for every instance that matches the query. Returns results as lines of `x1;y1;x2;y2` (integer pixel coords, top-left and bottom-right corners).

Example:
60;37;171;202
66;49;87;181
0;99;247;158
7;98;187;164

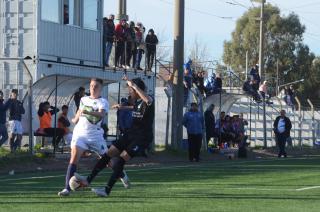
0;90;9;147
73;76;155;197
6;89;25;152
145;28;158;71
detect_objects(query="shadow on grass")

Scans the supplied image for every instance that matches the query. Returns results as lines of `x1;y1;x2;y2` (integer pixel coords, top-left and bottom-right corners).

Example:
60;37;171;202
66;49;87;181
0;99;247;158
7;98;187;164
0;200;146;204
0;194;319;203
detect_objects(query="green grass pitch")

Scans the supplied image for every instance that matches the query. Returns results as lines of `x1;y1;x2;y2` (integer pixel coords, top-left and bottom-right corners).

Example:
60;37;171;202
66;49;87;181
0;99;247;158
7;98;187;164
1;157;320;212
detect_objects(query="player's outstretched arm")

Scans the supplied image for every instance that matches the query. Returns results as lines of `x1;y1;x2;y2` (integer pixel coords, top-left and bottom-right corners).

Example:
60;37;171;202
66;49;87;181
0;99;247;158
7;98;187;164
112;104;134;110
127;80;152;105
72;109;81;124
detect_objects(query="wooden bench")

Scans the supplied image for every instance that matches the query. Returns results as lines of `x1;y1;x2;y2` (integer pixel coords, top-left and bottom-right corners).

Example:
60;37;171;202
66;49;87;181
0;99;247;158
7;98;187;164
34;129;65;153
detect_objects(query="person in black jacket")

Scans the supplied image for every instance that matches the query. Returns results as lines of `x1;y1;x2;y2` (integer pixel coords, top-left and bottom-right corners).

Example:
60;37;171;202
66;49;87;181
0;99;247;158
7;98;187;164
204;104;215;146
145;29;158;71
7;89;25;152
103;17;115;67
273;110;292;158
73;87;86;112
0;90;9;147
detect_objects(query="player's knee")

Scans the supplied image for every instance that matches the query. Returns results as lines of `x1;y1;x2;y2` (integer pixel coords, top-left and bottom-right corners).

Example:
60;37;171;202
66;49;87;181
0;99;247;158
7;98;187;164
108;145;120;157
110;157;125;172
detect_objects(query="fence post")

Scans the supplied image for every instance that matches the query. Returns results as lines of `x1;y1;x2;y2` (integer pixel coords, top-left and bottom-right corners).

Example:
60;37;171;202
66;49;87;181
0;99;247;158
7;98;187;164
164;88;171;148
307;99;315;147
295;97;302;148
249;99;252;141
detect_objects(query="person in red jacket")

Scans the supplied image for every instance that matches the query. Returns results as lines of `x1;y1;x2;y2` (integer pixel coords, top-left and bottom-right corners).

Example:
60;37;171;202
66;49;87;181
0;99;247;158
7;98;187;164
115;19;127;68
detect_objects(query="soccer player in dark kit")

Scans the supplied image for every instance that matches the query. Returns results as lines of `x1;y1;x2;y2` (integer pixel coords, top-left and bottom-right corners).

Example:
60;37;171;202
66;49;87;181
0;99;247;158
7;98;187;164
74;76;154;197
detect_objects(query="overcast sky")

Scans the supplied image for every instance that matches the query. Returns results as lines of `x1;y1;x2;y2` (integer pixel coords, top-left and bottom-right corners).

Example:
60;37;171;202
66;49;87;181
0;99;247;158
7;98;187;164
104;0;320;62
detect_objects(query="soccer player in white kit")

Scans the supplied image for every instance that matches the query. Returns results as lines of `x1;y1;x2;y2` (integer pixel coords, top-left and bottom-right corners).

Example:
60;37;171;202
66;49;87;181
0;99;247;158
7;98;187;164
58;78;109;196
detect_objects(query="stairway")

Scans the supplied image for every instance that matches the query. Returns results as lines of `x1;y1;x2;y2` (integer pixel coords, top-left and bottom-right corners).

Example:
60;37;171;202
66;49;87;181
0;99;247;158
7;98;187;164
229;96;320;147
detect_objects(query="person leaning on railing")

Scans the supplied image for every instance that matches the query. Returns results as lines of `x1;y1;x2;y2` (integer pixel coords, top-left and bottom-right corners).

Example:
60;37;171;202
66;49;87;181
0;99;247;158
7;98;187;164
103;17;115;67
135;22;145;71
115;19;127;68
145;29;158;71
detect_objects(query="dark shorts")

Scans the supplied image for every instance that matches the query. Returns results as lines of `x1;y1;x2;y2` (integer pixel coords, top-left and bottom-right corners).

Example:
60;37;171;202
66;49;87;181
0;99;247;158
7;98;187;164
113;133;152;158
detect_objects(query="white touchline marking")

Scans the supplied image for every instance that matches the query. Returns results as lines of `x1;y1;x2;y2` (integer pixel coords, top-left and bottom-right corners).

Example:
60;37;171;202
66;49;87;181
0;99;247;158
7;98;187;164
0;157;317;183
296;186;320;191
168;187;295;191
0;175;65;182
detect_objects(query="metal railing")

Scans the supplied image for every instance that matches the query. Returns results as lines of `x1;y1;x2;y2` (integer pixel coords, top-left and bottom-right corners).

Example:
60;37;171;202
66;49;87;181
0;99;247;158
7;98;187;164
103;39;158;76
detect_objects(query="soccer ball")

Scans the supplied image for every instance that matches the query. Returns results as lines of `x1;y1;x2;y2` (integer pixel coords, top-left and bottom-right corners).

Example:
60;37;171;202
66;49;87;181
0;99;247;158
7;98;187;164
69;176;81;191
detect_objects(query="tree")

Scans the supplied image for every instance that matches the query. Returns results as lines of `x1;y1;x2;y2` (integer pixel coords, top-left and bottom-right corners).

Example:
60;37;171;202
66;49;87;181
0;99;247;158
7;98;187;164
298;57;320;106
223;3;319;101
184;36;212;75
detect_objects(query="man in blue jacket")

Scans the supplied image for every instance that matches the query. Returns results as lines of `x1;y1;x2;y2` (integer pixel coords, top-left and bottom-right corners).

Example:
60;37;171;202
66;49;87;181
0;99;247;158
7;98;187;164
183;102;204;162
273;110;292;158
0;90;9;147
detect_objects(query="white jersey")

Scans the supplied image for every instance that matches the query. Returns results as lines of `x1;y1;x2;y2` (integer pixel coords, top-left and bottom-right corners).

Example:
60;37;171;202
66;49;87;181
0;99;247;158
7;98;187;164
73;96;109;137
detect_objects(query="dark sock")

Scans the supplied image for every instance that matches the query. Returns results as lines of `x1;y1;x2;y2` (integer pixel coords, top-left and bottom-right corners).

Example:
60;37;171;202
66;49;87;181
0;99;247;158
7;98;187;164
87;153;110;183
105;185;111;195
65;163;77;191
106;157;126;194
119;171;125;178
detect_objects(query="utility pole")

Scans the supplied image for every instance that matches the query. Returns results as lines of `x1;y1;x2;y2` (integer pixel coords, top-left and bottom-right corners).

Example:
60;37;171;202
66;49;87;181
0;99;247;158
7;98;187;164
276;59;279;96
117;0;128;20
245;51;248;81
255;0;267;148
171;0;185;149
258;0;265;79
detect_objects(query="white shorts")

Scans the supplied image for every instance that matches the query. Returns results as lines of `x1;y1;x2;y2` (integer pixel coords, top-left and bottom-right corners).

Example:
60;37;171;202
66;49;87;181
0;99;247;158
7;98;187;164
8;120;23;135
64;132;73;146
71;134;107;155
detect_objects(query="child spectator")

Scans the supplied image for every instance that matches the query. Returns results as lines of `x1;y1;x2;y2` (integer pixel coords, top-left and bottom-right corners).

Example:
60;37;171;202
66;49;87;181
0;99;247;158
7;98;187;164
58;105;72;145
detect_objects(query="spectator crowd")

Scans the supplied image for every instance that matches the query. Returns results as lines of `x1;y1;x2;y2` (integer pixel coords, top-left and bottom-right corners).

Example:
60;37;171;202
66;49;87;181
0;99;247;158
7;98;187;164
103;15;158;71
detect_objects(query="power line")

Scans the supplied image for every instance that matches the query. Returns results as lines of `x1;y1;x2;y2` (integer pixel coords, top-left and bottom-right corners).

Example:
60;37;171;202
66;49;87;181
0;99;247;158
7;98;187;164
268;0;320;35
249;0;255;8
158;0;234;20
230;0;250;9
286;1;320;10
304;33;320;43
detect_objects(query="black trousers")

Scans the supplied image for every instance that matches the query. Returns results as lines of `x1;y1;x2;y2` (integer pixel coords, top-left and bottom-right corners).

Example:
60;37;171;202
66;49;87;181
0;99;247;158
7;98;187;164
188;134;202;161
276;133;287;157
43;128;65;147
115;41;125;67
146;50;155;70
126;42;133;66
